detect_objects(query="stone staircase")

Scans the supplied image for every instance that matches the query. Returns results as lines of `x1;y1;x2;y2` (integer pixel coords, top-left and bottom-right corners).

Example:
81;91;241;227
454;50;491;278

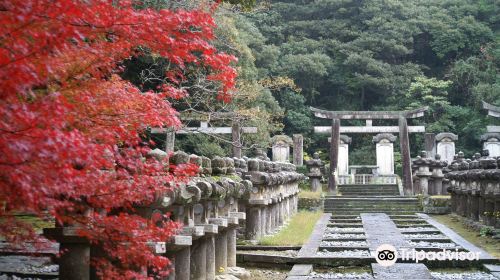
324;184;421;215
337;184;400;196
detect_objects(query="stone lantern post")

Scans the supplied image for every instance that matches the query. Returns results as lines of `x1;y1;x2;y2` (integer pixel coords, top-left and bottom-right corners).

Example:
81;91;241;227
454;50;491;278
305;152;324;192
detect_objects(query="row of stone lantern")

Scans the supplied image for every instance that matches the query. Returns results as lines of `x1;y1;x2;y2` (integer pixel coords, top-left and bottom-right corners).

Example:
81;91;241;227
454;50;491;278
243;158;303;240
444;150;500;229
412;151;448;195
44;150;304;280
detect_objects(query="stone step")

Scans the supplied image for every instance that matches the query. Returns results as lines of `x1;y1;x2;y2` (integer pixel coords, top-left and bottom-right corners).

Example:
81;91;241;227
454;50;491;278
338;188;399;192
339;184;399;187
338;189;399;192
338;194;400;196
325;210;419;215
325;203;419;207
324;201;419;205
338;191;400;195
326;208;421;212
326;208;419;212
324;196;416;200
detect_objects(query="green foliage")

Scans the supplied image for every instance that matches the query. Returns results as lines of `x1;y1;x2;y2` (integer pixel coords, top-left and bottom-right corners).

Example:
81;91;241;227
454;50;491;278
480;226;495;237
240;0;499;157
177;134;228;158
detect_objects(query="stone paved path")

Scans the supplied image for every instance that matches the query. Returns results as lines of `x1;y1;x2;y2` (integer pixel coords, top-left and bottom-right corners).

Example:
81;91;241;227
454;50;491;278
361;213;411;251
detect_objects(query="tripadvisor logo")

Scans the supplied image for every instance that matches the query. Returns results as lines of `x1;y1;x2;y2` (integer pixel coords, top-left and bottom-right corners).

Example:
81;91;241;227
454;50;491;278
374;244;481;267
374;244;398;267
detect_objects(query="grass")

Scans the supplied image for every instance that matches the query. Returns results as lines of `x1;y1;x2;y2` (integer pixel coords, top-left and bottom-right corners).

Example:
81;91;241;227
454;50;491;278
430;214;500;259
298;190;322;199
259;211;322;246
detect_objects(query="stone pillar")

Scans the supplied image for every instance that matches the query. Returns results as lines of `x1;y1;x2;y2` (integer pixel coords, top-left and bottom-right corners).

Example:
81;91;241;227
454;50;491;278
269;203;275;232
478;197;485;223
261;207;268;235
281;199;286;225
430;154;446;195
232;122;242;158
450;192;457;213
481;133;500;157
460;193;468;217
495;200;500;229
485;200;495;226
266;205;272;234
293;134;304;166
206;235;216;280
399;116;413;195
373;133;396;175
59;243;90;280
43;227;90;280
245;207;261;240
329;118;340;192
191;239;207;280
273;203;278;230
424;133;436;158
174;248;191;280
278;200;284;226
226;227;237;267
472;195;480;221
271;135;292;162
165;128;176;153
215;230;228;273
435;133;458;164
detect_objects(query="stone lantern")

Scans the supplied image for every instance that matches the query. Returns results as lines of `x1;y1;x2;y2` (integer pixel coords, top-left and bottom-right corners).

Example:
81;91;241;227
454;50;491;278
305;152;324;192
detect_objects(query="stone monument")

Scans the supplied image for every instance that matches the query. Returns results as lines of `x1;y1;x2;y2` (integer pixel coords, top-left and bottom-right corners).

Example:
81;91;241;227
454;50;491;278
435;132;458;164
271;135;293;162
481;133;500;157
373;133;397;175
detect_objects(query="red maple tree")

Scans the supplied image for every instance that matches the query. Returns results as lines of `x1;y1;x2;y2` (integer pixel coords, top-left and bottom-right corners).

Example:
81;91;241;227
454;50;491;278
0;0;236;278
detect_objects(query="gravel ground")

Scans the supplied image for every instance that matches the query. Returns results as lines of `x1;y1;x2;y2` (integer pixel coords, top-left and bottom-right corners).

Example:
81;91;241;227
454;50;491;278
409;240;460;248
326;227;365;233
245;267;288;280
323;233;366;239
308;272;373;279
430;272;497;279
316;249;371;257
399;227;438;232
403;233;447;239
320;241;368;247
238;250;298;257
0;275;50;280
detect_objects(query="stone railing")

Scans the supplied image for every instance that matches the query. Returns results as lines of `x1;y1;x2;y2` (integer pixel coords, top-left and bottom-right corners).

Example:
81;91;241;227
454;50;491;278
337;174;397;185
44;150;304;280
444;151;500;229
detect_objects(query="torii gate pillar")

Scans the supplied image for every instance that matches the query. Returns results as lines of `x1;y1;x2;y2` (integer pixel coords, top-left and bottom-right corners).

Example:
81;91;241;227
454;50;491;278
399;116;413;195
328;119;340;192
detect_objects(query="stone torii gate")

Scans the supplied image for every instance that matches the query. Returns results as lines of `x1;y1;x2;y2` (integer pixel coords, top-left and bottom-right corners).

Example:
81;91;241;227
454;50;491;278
150;112;257;158
311;106;428;195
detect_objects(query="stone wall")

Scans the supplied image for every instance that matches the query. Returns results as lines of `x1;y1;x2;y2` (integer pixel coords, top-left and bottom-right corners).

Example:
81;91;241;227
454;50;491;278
44;150;304;280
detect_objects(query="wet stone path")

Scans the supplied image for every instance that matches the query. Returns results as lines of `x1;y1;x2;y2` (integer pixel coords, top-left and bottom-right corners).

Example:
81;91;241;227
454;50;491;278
287;213;498;280
360;213;411;251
